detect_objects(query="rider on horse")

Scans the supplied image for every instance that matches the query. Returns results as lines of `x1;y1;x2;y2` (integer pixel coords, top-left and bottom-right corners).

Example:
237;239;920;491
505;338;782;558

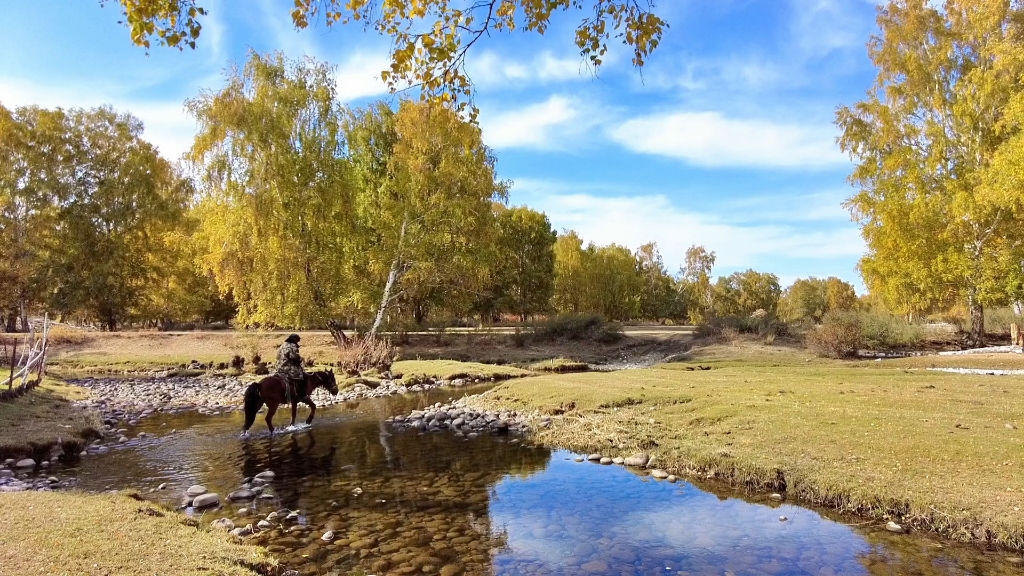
276;334;306;403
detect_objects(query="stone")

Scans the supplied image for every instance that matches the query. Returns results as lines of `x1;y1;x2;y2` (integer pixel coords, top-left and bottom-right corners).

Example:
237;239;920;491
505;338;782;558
599;457;613;465
779;516;788;522
157;483;168;490
586;454;602;461
228;489;256;501
573;457;584;463
770;493;784;501
439;564;463;576
254;470;275;481
192;493;221;508
321;530;335;542
257;520;274;530
211;518;235;531
650;469;670;479
667;475;677;483
186;484;207;497
1006;423;1018;430
612;457;624;465
14;459;35;468
231;525;254;538
885;521;904;534
581;560;610;573
623;453;649;467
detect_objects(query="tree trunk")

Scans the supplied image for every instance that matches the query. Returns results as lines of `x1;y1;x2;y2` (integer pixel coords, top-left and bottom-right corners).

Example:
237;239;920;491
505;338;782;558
368;217;408;340
969;296;985;348
326;319;349;347
369;255;402;339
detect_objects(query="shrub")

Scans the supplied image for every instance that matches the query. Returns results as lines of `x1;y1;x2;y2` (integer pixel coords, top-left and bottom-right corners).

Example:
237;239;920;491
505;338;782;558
534;315;623;343
806;311;863;358
336;336;396;372
860;312;924;350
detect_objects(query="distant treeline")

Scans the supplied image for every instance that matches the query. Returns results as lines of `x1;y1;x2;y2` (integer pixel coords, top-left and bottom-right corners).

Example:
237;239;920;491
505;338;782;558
0;52;862;334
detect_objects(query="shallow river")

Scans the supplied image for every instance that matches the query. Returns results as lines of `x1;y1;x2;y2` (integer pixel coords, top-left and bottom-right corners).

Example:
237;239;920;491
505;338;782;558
59;385;1022;576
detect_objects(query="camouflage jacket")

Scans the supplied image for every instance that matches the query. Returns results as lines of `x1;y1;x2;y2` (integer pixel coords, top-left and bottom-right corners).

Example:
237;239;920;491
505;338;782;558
275;342;305;380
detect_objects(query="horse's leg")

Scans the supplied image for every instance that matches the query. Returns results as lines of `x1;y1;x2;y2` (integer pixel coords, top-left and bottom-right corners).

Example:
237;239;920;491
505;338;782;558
290;400;298;427
304;398;317;425
265;402;278;434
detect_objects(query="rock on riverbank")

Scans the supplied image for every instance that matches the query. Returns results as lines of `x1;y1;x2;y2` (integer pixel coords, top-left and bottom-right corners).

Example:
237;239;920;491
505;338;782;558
385;400;534;437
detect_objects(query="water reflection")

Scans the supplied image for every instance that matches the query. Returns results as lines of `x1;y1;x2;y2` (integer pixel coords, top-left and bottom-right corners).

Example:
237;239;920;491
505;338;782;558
63;385;1022;576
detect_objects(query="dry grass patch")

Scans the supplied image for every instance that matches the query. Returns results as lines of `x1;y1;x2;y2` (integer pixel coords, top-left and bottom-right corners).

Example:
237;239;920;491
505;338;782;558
391;359;532;383
881;353;1024;370
0;378;101;460
474;359;1024;549
0;491;274;576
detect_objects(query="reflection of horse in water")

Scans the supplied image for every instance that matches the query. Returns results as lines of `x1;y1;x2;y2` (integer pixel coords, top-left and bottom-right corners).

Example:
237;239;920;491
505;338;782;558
241;370;339;435
238;430;339;510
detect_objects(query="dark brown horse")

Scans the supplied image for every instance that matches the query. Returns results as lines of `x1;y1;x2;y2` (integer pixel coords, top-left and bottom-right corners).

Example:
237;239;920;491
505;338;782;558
241;370;339;436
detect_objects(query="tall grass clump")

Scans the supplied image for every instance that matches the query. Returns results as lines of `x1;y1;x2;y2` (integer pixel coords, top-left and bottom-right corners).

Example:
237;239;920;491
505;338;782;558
534;314;623;344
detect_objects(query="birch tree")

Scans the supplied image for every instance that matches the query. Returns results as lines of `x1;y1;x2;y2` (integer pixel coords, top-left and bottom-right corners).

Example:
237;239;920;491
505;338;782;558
836;0;1024;345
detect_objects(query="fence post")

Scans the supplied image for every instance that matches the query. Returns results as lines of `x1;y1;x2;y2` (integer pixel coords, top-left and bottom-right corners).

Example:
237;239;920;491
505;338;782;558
7;340;15;390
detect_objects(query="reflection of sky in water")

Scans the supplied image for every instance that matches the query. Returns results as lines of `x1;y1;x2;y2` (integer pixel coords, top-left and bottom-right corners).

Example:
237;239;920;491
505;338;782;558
490;450;871;575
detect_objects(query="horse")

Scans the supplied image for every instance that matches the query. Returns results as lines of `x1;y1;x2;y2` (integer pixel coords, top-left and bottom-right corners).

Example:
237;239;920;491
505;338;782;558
241;369;340;436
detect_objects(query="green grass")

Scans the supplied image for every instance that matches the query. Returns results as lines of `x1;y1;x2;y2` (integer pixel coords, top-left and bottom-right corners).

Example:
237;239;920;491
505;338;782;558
0;491;274;576
391;359;532;383
474;348;1024;549
0;378;102;460
528;357;590;373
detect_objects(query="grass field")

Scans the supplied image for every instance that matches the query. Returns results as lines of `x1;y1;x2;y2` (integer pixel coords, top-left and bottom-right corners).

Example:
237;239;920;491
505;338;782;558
0;378;101;460
473;346;1024;549
0;491;274;576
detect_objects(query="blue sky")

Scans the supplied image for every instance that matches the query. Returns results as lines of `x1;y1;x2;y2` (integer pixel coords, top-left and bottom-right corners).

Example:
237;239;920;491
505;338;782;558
0;0;882;290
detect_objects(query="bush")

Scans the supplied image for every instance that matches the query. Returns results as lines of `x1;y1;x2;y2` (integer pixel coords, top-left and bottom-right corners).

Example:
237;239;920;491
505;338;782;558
860;312;924;350
45;325;92;346
806;311;863;358
695;314;790;341
534;315;623;344
336;336;396;372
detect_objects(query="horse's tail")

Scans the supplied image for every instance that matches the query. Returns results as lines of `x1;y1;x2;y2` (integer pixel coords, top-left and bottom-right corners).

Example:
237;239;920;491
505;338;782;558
242;383;264;431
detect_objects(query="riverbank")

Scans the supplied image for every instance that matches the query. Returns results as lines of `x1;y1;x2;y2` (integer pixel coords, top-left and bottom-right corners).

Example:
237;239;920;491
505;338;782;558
459;348;1024;550
0;378;101;461
0;491;274;576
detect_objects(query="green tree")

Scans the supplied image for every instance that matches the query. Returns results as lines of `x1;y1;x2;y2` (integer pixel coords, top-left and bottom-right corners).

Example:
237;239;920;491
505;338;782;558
342;99;505;336
713;270;781;318
680;245;716;325
552;230;588;315
781;277;859;322
584;243;642;321
836;0;1024;346
491;206;557;322
188;52;355;340
635;242;681;321
104;0;667;112
825;277;858;313
0;104;61;331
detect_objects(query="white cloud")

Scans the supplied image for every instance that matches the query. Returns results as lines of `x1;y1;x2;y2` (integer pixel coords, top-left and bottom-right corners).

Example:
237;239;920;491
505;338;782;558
480;95;592;150
470;51;588;87
511;179;864;277
608;111;846;169
333;52;391;102
0;77;196;160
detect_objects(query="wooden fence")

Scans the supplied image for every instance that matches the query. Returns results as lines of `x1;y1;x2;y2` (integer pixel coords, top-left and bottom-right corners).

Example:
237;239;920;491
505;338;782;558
1;314;50;402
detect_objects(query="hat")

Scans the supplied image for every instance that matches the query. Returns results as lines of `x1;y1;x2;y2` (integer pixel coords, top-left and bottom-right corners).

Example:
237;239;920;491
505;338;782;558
285;333;301;344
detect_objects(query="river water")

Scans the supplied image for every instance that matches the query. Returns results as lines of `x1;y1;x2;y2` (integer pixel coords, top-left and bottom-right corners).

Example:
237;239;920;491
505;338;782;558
56;385;1022;576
